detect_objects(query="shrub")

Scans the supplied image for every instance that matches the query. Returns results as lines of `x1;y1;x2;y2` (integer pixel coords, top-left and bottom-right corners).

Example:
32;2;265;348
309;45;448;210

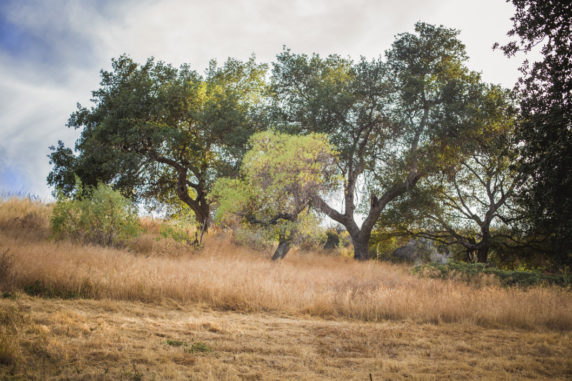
51;184;141;246
159;221;195;245
231;225;273;251
412;261;571;288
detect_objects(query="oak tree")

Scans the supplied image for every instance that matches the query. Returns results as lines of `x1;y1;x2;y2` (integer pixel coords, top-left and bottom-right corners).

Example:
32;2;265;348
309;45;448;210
48;55;267;233
378;87;521;263
271;23;489;260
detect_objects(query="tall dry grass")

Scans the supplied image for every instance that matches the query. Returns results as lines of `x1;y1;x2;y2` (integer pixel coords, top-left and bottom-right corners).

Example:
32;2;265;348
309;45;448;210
1;198;571;330
0;198;51;240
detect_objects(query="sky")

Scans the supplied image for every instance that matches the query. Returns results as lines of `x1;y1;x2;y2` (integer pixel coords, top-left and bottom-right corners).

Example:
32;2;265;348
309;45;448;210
0;0;531;200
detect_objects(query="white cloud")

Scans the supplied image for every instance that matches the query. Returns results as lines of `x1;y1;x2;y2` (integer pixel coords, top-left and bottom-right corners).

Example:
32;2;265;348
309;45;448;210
0;0;529;199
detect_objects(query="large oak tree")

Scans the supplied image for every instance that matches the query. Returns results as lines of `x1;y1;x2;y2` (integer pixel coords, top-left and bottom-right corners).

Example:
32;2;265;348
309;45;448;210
48;55;267;231
270;23;491;260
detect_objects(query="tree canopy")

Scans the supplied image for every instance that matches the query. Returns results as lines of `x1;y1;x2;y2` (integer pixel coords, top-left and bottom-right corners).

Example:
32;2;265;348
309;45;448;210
376;86;521;263
270;22;491;259
210;131;339;259
496;0;571;265
48;55;267;231
45;19;566;266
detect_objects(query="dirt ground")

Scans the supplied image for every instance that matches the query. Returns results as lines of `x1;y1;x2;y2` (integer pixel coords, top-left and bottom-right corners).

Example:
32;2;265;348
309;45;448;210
1;295;571;380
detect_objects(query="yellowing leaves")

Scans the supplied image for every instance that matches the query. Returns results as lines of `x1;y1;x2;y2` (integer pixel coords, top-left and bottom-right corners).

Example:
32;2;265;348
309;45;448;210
211;131;340;228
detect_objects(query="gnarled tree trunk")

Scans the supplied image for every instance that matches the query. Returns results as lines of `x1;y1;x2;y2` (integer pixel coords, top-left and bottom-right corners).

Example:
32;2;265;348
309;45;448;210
351;237;371;261
272;230;294;260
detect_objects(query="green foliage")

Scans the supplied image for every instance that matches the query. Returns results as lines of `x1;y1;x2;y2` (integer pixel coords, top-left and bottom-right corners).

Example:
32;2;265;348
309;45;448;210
210;178;252;227
210;131;338;255
374;87;521;264
496;0;572;266
271;23;495;260
239;130;340;219
51;183;141;247
185;342;212;353
48;55;267;229
412;261;571;288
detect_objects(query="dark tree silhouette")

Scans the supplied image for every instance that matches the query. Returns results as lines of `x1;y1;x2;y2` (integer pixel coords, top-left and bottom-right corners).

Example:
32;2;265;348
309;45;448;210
496;0;572;265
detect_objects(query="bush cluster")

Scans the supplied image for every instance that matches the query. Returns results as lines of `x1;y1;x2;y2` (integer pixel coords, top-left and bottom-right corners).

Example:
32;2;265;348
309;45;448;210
51;184;141;246
412;261;571;288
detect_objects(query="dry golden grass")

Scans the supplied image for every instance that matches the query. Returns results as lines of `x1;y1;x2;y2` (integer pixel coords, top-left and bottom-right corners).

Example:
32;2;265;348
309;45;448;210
1;231;571;330
1;198;572;379
0;198;51;240
0;296;571;380
0;198;571;331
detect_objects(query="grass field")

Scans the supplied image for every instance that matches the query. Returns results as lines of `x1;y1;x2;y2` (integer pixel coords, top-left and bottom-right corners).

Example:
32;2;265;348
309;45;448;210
1;198;571;379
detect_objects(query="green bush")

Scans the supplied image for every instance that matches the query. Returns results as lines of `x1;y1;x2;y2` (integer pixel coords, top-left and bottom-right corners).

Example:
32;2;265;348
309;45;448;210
412;261;571;288
232;225;273;251
158;215;197;245
51;183;141;246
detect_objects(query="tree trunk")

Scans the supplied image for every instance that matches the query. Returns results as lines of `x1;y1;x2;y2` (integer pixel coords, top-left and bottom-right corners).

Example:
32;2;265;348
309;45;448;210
174;169;210;233
195;203;210;233
312;172;422;262
351;234;371;261
476;230;491;263
476;246;488;263
272;240;291;261
272;232;292;261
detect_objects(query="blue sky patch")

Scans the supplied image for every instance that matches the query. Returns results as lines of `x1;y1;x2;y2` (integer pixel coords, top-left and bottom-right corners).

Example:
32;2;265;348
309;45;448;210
0;166;28;193
0;13;48;59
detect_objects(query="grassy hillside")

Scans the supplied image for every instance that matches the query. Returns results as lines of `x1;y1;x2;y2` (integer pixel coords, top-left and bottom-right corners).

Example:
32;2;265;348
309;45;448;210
2;296;571;380
1;198;571;379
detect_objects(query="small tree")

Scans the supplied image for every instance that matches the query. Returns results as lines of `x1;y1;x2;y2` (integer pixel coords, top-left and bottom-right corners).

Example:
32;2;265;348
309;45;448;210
375;87;522;263
210;131;339;260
